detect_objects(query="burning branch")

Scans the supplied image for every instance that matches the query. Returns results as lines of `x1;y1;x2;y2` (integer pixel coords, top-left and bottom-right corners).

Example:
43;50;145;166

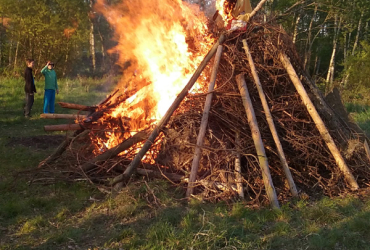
112;33;226;189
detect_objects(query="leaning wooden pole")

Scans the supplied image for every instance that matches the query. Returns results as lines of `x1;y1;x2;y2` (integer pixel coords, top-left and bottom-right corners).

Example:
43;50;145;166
242;40;298;197
186;45;223;197
250;0;269;18
279;52;359;190
113;34;226;187
236;74;279;208
82;131;149;173
235;131;244;199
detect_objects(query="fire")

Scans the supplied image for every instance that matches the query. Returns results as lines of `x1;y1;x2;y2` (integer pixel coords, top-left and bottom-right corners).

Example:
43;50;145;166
91;0;216;153
215;0;235;25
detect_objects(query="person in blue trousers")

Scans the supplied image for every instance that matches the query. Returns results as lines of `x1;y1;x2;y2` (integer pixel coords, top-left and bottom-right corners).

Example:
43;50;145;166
41;61;59;113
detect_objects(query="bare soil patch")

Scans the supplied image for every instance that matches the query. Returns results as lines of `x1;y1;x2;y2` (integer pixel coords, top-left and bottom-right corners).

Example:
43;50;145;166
6;135;65;150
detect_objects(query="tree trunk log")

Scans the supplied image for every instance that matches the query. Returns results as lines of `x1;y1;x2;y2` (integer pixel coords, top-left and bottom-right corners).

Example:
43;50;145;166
236;74;280;208
242;39;298;197
82;131;149;172
40;113;86;119
279;52;359;190
186;45;223;197
58;102;94;111
44;124;83;131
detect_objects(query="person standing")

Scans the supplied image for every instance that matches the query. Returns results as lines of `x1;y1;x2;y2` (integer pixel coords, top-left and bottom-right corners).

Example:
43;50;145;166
41;61;59;113
24;58;36;118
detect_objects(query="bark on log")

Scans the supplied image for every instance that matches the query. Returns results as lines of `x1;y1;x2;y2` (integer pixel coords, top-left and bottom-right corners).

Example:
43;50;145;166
40;113;86;119
186;45;224;197
98;88;119;106
279;52;359;190
81;131;149;172
58;102;95;111
113;33;226;188
236;74;280;208
249;0;269;18
235;131;244;198
44;124;83;131
242;39;298;197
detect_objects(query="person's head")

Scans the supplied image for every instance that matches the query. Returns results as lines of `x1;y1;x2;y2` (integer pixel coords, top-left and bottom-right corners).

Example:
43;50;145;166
47;61;55;70
26;59;34;68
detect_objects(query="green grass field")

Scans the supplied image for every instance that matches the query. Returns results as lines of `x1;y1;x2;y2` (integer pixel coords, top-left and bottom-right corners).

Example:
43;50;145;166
1;77;370;250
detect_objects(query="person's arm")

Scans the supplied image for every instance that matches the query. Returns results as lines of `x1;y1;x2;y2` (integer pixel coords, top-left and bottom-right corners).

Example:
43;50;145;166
41;65;48;75
41;61;50;75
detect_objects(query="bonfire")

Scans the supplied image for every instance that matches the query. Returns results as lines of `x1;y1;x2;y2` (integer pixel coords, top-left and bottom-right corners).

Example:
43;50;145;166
36;0;370;208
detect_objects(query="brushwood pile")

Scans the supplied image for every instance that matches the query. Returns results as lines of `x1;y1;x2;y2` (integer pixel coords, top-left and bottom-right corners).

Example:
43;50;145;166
35;19;370;205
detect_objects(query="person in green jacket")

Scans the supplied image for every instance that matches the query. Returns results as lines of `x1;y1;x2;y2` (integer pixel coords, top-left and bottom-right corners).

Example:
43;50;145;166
41;61;59;113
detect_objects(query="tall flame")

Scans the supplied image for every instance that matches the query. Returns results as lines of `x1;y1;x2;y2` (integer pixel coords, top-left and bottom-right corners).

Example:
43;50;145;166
93;0;214;151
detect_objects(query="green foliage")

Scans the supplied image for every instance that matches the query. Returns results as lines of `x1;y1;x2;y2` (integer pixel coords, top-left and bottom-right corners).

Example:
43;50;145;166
0;0;115;77
343;42;370;96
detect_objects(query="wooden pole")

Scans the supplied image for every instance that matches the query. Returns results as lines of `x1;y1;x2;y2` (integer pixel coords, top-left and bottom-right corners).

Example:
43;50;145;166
40;113;86;119
113;34;226;187
186;45;224;197
235;131;244;198
236;74;280;208
82;131;149;172
242;39;298;197
249;0;269;18
58;102;94;111
279;52;359;190
44;124;83;131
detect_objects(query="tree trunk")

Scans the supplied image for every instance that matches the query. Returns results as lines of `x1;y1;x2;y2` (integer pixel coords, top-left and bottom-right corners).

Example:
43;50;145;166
292;10;302;44
326;14;342;93
89;0;96;73
14;40;19;70
8;41;12;66
304;4;318;72
352;10;364;56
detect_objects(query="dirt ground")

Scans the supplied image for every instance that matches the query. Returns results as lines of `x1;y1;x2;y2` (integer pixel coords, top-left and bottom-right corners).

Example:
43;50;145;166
6;135;65;150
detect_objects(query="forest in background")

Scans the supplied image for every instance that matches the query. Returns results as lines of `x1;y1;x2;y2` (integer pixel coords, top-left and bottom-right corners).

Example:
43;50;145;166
0;0;369;104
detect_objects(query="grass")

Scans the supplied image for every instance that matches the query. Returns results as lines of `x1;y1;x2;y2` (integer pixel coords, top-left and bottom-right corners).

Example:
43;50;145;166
346;102;370;134
1;77;370;249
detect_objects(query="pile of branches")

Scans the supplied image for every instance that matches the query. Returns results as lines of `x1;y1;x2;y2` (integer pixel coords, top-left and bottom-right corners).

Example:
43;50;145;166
34;20;370;206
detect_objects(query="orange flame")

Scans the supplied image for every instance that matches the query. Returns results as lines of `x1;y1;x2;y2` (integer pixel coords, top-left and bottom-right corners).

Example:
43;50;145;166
215;0;235;25
92;0;215;152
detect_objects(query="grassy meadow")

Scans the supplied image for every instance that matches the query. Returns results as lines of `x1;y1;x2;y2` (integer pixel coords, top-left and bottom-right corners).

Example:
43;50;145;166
1;77;370;249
